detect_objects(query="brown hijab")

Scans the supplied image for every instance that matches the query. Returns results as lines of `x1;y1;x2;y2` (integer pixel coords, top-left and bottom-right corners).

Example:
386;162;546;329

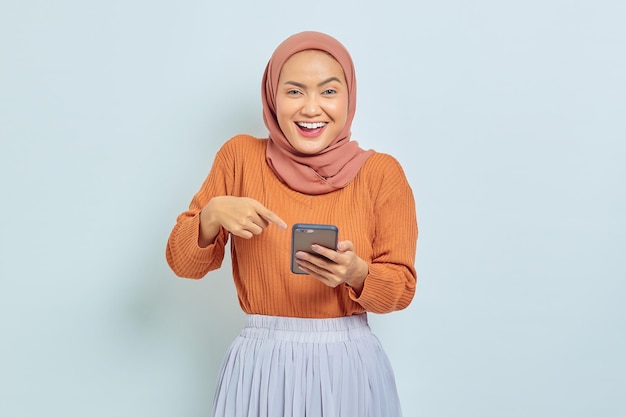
262;31;374;195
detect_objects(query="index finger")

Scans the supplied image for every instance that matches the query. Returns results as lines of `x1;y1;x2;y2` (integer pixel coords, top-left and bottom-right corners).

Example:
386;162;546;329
256;204;287;230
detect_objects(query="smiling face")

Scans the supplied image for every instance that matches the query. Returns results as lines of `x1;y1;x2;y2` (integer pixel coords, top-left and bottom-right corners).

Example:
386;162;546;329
275;50;349;155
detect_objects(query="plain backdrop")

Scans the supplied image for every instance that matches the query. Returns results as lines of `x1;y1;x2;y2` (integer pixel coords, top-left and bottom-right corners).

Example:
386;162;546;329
1;0;624;416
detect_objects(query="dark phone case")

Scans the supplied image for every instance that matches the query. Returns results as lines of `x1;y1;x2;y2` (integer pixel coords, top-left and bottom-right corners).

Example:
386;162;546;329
290;224;338;274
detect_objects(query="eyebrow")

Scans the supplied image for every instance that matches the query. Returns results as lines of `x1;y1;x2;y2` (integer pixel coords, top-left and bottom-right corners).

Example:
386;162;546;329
283;77;343;89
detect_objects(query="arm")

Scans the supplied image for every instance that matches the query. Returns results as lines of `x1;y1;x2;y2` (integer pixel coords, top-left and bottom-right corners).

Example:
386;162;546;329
293;155;418;313
166;138;287;279
349;157;418;313
165;151;232;279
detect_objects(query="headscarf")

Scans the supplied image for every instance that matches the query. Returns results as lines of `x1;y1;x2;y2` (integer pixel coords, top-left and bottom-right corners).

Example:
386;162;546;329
262;31;374;195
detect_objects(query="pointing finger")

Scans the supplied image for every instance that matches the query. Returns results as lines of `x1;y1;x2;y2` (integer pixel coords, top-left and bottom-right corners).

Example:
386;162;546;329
256;205;287;230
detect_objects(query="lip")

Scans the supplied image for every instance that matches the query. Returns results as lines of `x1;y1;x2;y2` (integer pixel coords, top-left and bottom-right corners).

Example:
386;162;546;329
295;122;327;138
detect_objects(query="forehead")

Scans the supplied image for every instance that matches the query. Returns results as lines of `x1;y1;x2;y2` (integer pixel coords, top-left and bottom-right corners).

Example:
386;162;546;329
279;50;346;81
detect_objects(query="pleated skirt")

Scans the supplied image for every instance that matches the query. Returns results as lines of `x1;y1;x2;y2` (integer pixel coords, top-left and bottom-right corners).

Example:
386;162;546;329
212;313;402;417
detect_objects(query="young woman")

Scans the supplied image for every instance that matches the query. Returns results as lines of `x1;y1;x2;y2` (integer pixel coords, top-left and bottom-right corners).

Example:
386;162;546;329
166;31;418;417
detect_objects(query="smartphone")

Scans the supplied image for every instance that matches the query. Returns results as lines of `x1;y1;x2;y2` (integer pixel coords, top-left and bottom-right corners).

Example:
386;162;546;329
290;223;339;274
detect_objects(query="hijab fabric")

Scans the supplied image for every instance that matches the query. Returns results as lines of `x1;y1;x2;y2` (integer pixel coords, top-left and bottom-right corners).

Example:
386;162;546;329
262;31;373;195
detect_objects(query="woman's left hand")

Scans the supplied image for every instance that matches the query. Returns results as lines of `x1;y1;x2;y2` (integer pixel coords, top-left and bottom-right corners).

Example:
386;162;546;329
294;240;368;293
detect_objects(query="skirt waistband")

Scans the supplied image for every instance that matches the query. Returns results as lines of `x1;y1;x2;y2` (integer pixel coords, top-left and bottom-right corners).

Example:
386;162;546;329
240;314;371;343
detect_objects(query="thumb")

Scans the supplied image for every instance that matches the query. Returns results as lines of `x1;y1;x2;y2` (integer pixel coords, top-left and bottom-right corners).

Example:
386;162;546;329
337;241;353;252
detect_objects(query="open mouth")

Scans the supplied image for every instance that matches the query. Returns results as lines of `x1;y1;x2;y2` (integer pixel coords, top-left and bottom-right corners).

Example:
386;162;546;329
296;122;327;136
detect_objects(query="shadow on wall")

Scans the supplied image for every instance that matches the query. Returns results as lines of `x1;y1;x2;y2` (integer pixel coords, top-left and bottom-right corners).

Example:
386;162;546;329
118;94;264;406
121;243;244;410
108;96;263;411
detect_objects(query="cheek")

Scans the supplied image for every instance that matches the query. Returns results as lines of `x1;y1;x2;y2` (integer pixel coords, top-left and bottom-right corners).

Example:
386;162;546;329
275;106;300;142
275;96;296;117
274;101;290;128
333;98;349;126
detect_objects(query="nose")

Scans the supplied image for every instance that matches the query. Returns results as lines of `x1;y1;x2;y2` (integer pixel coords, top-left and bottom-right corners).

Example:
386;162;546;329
300;94;322;117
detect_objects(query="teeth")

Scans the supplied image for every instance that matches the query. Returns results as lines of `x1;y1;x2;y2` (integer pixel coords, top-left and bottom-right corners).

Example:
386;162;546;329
297;122;326;129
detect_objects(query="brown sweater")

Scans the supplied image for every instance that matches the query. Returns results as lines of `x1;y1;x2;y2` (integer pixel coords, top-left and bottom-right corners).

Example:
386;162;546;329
166;135;418;318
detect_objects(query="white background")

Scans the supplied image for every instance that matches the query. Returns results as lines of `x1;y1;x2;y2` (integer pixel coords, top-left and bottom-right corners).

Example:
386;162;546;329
1;0;624;416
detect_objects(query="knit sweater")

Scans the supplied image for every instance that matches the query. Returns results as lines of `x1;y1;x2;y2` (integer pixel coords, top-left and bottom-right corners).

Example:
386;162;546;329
166;135;418;318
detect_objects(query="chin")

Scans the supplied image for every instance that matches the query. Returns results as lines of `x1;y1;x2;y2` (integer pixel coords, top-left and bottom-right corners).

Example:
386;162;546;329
288;135;333;155
294;143;326;155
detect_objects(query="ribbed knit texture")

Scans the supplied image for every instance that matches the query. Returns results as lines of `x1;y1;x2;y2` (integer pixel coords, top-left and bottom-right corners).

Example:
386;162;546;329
166;135;418;318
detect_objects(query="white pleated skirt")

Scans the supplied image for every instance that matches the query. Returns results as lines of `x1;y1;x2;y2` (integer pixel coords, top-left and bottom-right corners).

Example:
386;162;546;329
212;314;402;417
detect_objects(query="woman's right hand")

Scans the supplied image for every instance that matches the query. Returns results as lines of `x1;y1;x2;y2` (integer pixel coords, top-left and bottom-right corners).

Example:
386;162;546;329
199;196;287;246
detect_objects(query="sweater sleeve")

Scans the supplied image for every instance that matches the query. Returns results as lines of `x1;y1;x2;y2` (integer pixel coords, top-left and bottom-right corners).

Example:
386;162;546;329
348;156;418;313
165;142;234;279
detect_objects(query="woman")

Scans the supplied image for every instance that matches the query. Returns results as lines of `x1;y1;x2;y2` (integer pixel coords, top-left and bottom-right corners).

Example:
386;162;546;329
166;31;418;417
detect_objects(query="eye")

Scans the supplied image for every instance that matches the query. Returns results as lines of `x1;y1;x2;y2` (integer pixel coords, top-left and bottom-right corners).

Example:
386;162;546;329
322;88;337;95
286;89;302;96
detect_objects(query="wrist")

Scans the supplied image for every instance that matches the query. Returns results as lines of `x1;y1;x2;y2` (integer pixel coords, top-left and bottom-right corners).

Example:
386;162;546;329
198;206;221;247
346;259;368;292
